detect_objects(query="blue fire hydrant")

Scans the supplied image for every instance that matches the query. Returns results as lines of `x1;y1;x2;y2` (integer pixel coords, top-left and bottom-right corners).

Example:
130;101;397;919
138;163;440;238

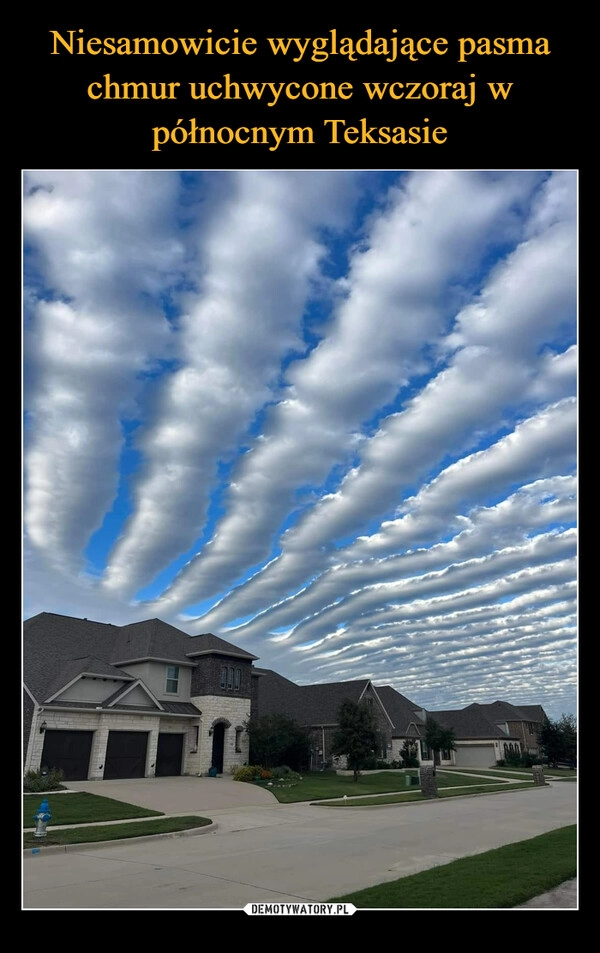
33;799;52;838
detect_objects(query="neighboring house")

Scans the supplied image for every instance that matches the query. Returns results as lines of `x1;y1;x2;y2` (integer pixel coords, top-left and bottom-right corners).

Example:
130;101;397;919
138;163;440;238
428;707;522;767
463;701;548;757
23;613;257;781
253;669;394;770
23;612;548;780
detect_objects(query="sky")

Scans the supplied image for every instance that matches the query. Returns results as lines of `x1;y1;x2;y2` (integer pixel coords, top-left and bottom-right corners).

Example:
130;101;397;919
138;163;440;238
23;170;577;720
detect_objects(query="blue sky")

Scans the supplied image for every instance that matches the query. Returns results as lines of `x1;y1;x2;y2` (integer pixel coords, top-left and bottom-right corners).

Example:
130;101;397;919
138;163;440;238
23;170;577;719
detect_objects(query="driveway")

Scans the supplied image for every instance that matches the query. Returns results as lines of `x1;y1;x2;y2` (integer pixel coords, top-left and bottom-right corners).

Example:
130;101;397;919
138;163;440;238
23;781;576;909
64;775;278;814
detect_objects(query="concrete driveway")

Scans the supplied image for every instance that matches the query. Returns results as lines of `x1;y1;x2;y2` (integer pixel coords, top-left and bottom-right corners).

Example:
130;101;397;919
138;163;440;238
23;781;576;909
64;775;278;814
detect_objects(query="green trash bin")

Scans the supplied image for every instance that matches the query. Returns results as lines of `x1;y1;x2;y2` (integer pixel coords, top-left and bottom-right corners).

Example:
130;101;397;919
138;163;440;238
208;767;218;777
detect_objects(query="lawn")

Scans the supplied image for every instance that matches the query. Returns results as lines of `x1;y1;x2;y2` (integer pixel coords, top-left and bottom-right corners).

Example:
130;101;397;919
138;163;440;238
265;769;502;803
314;781;537;807
329;825;576;908
24;815;211;848
23;792;162;826
443;766;577;780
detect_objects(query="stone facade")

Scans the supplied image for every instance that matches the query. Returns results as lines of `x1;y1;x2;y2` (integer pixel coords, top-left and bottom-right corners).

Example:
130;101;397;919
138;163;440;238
192;693;251;775
25;706;204;779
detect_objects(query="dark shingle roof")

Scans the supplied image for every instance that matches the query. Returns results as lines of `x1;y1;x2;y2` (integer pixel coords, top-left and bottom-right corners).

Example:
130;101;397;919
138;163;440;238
24;614;122;703
114;618;199;664
375;686;427;736
43;657;134;701
515;704;547;723
185;633;258;660
471;700;544;725
24;612;256;705
255;669;372;725
429;708;517;740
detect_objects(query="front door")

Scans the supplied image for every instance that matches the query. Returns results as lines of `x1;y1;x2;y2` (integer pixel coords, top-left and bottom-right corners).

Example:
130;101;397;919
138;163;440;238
211;723;225;773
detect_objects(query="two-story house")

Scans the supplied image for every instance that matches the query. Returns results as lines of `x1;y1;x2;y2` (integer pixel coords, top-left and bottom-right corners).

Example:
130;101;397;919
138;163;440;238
23;613;257;781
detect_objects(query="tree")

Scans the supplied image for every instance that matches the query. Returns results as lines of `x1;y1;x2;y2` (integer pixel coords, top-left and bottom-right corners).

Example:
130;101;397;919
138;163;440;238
538;713;577;767
424;718;456;774
245;714;312;770
400;740;420;768
331;699;380;781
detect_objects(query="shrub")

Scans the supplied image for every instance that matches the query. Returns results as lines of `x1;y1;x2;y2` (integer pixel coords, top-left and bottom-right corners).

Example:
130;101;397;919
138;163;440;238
23;767;64;792
233;765;263;783
260;769;272;780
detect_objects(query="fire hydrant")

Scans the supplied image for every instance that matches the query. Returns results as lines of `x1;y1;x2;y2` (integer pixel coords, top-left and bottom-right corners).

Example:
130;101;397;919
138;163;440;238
33;798;52;838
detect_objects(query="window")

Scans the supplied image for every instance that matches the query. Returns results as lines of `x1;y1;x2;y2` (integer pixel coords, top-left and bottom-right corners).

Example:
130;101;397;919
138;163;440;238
220;666;227;689
234;668;241;691
420;741;430;760
165;665;179;694
227;667;234;690
235;727;243;752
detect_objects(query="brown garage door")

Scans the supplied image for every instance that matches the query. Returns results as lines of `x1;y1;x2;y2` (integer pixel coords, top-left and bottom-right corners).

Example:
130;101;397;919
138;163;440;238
41;730;93;781
104;731;148;779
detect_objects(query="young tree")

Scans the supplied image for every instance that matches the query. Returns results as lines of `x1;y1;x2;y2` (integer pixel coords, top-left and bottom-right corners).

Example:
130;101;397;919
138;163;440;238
244;714;312;770
424;718;456;774
331;699;380;781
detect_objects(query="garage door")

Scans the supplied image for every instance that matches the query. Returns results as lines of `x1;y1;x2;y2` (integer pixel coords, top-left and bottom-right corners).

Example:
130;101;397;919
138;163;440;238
41;730;93;781
104;731;148;779
155;733;184;776
454;744;496;767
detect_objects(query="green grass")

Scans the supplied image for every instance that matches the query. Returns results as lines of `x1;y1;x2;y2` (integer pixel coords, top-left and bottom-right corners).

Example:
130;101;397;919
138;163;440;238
314;781;536;807
267;770;501;803
23;792;162;826
329;825;576;908
24;815;211;848
443;766;577;780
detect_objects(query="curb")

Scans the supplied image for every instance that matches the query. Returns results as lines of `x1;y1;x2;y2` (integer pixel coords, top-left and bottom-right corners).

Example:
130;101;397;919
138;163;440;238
24;821;218;856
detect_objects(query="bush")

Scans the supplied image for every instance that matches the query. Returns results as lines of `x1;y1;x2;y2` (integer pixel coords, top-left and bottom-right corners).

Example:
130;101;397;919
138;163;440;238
233;765;264;783
24;767;64;792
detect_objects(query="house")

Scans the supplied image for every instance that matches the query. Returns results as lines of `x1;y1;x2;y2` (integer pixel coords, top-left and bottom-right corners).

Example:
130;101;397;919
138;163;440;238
462;701;548;757
23;611;548;780
253;668;395;770
427;707;523;767
23;612;257;781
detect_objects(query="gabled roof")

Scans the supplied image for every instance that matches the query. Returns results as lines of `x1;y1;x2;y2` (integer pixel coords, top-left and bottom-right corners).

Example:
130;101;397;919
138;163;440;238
429;708;518;740
516;704;547;723
469;700;540;725
254;669;376;726
23;612;257;707
24;613;123;704
185;633;258;660
114;618;199;665
43;656;134;702
375;686;427;736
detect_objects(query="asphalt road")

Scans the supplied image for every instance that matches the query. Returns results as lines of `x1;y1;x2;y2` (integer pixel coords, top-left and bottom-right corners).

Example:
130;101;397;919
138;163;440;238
23;781;576;910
